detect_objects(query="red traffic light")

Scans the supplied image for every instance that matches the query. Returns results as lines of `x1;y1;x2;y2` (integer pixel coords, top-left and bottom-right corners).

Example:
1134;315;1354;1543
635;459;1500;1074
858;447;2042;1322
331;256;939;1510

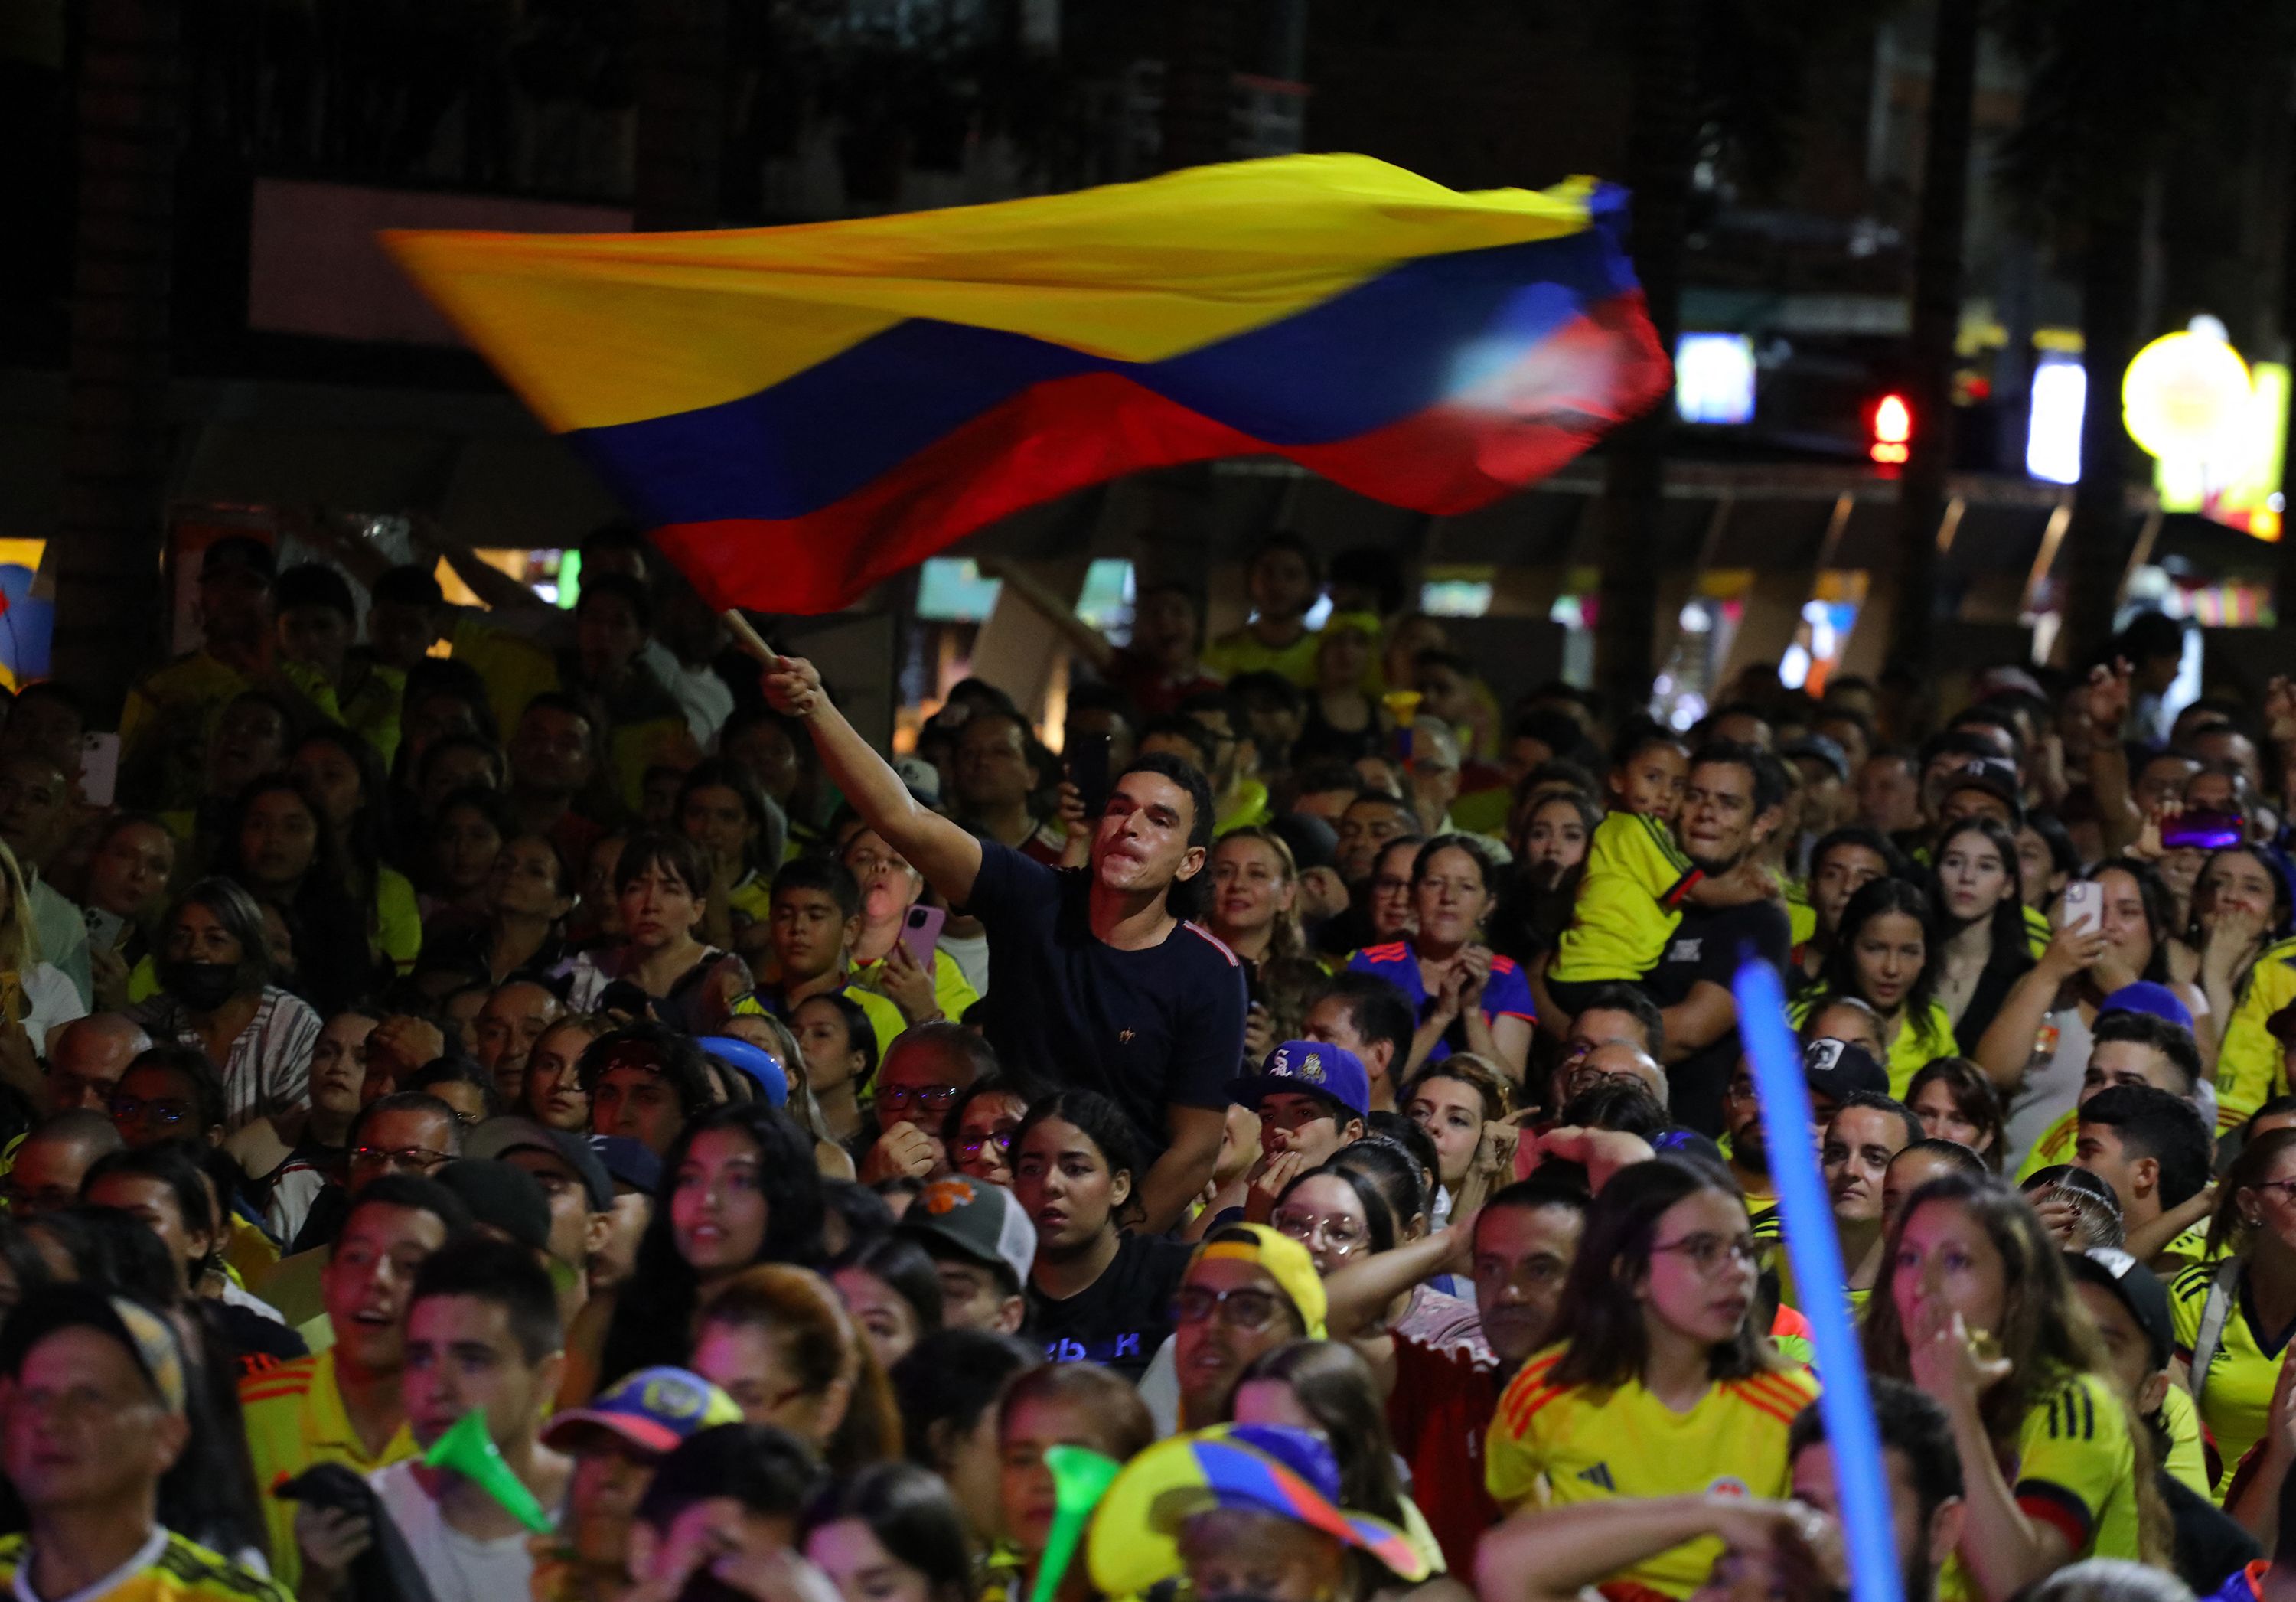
1869;393;1913;465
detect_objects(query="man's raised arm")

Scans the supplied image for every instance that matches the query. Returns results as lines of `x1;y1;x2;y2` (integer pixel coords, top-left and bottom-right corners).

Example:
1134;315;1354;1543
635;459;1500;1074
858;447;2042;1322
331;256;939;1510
763;656;984;906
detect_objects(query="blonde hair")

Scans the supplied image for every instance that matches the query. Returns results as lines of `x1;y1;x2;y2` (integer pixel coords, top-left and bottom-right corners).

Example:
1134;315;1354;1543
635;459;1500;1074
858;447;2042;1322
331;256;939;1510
0;840;44;973
1212;827;1305;963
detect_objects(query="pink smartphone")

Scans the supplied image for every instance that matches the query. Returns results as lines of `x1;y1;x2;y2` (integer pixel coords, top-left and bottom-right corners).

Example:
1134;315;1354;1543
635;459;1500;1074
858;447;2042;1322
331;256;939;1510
900;905;947;970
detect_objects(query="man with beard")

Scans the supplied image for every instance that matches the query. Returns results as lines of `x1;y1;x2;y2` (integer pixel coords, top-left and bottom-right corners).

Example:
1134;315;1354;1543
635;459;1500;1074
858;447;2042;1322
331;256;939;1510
1335;1179;1591;1574
1636;745;1793;1136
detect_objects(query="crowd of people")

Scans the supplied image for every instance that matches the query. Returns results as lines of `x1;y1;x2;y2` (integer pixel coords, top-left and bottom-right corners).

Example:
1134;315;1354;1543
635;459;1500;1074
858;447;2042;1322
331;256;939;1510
0;519;2291;1602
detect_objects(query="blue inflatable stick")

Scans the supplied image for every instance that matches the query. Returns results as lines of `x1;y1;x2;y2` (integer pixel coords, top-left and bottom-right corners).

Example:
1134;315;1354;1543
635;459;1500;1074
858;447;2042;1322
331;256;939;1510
1733;954;1900;1602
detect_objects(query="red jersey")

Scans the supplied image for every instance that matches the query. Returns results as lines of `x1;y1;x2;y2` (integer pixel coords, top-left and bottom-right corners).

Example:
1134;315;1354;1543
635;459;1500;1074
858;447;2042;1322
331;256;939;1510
1388;1331;1505;1574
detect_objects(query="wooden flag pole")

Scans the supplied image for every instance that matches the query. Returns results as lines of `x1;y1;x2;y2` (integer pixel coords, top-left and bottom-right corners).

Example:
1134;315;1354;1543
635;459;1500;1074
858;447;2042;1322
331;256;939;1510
721;609;778;666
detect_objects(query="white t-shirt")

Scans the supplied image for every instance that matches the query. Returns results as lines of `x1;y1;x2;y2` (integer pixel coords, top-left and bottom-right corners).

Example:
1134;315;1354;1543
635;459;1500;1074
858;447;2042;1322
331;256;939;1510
21;964;85;1058
370;1461;535;1602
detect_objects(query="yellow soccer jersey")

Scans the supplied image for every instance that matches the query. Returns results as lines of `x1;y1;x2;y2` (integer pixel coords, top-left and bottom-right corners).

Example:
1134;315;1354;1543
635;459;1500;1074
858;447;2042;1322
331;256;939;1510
2211;943;2296;1133
2015;1109;2078;1183
1202;626;1322;687
2011;1371;2141;1561
1486;1349;1819;1598
1786;879;1816;947
0;1529;289;1602
1549;811;1701;986
2174;1260;2282;1489
2023;903;2053;961
2159;1381;2210;1499
240;1348;418;1593
853;944;982;1026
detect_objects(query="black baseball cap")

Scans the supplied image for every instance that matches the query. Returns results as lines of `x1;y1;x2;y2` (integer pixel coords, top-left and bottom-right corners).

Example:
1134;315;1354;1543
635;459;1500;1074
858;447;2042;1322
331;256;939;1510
1781;734;1850;785
467;1117;615;1212
199;536;277;583
435;1159;553;1254
2064;1247;2173;1370
1802;1038;1889;1100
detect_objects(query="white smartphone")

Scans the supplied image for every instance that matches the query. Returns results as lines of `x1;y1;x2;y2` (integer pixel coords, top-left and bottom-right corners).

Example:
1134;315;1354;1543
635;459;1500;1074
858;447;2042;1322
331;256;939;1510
2059;881;2103;935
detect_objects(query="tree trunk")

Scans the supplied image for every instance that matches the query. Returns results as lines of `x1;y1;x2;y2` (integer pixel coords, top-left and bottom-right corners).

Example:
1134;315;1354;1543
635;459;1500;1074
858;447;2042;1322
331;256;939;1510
2062;207;2144;671
1161;0;1235;171
53;0;180;723
1883;0;1979;712
1594;0;1696;716
633;0;729;231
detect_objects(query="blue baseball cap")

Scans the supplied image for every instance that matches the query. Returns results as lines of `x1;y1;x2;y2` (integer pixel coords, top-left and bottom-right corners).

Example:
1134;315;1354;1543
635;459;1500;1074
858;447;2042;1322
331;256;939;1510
541;1365;742;1457
1231;1040;1370;1122
592;1135;662;1195
2099;981;2194;1033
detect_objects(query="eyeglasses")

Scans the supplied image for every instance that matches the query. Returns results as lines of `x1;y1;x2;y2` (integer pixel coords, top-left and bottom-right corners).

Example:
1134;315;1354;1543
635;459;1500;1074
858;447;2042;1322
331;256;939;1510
1172;1284;1286;1333
881;1083;958;1112
2248;1179;2296;1206
1649;1232;1760;1276
351;1145;452;1174
957;1129;1015;1161
1270;1209;1368;1259
109;1095;192;1128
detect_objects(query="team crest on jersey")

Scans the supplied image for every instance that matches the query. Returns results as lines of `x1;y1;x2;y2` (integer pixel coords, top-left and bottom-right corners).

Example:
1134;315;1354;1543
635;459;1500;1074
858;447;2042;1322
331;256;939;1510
1707;1476;1750;1498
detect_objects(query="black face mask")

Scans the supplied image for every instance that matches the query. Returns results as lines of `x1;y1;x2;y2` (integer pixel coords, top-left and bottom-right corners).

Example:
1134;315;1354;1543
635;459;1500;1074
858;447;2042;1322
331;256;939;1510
160;960;240;1013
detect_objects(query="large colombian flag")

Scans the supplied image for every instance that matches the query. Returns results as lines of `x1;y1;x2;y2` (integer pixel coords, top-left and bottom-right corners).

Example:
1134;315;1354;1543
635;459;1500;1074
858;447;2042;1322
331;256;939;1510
385;155;1670;614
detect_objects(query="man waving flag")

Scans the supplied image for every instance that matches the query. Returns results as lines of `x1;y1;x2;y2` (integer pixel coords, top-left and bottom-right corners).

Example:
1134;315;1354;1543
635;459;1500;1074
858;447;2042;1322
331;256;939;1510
386;155;1669;613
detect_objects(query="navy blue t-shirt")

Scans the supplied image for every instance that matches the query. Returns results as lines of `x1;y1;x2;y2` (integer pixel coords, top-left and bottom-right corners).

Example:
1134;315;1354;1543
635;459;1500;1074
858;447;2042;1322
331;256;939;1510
967;841;1247;1160
1640;898;1793;1137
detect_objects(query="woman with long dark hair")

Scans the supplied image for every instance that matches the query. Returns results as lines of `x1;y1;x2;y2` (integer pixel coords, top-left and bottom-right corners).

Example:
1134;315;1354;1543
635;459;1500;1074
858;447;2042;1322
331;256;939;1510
803;1462;975;1602
564;1100;826;1402
289;725;420;975
80;811;178;1012
1865;1171;2166;1596
1977;860;2207;1166
1792;877;1952;1098
416;784;509;932
2184;845;2296;1130
1929;816;2037;1054
2169;1126;2296;1496
214;775;380;1016
1010;1089;1190;1382
1482;1156;1812;1600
